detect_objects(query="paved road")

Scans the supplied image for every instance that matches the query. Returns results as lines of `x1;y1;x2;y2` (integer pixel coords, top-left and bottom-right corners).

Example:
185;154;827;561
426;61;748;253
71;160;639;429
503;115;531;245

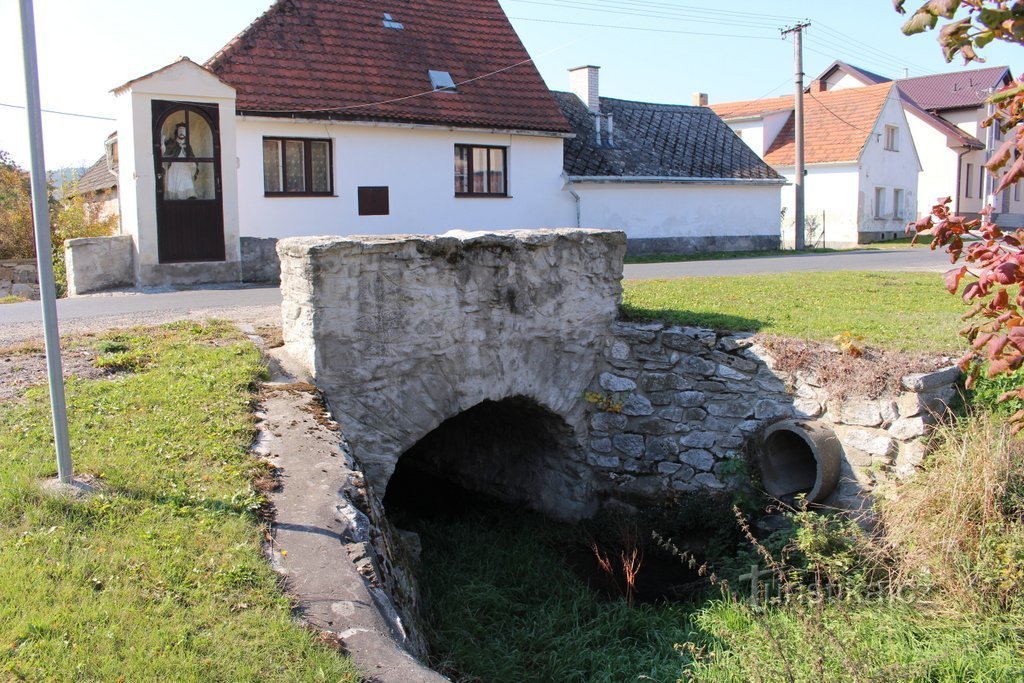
0;247;952;344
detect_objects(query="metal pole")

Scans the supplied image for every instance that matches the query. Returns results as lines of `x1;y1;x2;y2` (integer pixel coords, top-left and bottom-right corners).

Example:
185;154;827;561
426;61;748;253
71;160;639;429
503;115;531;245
18;0;73;483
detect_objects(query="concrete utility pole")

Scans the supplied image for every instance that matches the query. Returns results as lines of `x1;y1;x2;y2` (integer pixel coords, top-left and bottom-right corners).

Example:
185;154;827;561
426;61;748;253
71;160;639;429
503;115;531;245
18;0;74;483
781;21;811;250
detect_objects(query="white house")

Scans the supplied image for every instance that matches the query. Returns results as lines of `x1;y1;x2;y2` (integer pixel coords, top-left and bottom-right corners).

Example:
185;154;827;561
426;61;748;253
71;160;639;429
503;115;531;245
555;67;785;254
71;0;784;291
810;61;1022;222
712;83;921;247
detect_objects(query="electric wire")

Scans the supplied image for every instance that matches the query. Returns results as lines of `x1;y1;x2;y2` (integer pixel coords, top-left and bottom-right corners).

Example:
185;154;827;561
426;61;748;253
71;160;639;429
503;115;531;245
0;101;115;121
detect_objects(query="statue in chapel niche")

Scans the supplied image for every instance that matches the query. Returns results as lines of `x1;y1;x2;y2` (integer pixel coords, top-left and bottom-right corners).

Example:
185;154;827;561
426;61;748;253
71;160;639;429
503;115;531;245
162;123;198;200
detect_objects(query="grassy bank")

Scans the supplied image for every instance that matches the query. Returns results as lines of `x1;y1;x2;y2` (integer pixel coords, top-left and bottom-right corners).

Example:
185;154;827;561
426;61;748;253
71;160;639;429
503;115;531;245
622;271;965;352
0;322;359;682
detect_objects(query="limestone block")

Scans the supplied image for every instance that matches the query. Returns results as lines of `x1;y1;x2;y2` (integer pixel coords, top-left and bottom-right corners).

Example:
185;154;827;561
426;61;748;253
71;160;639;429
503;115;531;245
682;407;708;421
662;331;703;352
695;380;726;392
680;431;716;449
673;466;697;483
879;400;899;424
717;334;755;352
613;434;645;457
641;372;688;392
836;400;883;427
716;435;745;449
600;372;637;392
631;418;675;436
755;375;788;394
612;322;660;343
679;449;715;471
610;339;631;360
591;412;628;431
649;391;676;406
11;283;38;299
680;356;717;377
897;385;957;418
754;399;793;420
693;472;725;489
13;264;38;284
794;399;823;418
889;417;931;440
621;394;654;416
675;390;705;407
711;350;759;374
895;441;928;478
590;437;612;453
65;235;135;295
657;462;682;475
588;454;620;468
645;436;679;461
839;428;894;458
657;407;685;422
715;364;750;381
707;401;753;419
901;366;961;392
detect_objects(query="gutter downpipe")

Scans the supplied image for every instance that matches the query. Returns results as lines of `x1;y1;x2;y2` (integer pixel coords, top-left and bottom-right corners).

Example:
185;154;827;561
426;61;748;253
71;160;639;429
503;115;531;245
563;173;581;227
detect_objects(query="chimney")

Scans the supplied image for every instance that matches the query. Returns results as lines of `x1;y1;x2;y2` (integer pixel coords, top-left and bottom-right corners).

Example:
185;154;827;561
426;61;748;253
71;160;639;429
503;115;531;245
569;65;600;112
692;92;708;107
812;79;827;92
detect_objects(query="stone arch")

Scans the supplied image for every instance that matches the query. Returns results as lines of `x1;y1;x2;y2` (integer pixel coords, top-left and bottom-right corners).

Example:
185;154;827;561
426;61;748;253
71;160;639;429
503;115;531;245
383;395;596;521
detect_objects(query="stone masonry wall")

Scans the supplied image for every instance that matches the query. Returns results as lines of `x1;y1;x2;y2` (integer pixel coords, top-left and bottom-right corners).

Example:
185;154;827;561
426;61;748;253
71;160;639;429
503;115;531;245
0;259;39;300
586;321;961;510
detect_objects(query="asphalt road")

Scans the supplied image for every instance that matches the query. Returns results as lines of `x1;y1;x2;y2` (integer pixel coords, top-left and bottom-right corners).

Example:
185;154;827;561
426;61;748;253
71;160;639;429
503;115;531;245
0;247;952;343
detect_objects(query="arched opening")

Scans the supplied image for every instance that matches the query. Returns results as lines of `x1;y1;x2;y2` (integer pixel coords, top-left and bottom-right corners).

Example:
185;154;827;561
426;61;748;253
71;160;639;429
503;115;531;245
383;396;593;522
758;419;841;504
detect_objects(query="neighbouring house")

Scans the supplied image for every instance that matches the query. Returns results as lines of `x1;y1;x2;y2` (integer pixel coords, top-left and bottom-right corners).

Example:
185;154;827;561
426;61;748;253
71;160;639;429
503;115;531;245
73;134;120;226
711;82;921;247
809;61;1022;223
73;0;785;291
554;66;785;255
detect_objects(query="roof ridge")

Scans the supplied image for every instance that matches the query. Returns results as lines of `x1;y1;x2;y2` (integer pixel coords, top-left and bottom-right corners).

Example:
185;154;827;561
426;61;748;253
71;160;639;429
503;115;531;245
205;0;286;69
896;64;1010;84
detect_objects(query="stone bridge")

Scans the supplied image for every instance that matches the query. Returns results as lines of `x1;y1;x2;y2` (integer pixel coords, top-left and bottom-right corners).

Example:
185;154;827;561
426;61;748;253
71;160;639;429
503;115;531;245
277;229;959;521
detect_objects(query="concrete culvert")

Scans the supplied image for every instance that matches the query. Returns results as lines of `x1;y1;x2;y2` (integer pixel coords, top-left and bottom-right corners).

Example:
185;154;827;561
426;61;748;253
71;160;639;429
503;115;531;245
758;419;841;503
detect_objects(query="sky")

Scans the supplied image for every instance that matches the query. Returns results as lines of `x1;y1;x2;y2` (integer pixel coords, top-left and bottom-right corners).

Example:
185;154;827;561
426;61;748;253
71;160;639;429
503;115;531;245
0;0;1021;171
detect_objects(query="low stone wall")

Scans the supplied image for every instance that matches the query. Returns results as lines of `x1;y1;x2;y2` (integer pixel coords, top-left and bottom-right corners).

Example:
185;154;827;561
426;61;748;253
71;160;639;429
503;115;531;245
626;234;779;256
586;322;959;509
65;235;134;296
0;259;39;300
241;236;280;284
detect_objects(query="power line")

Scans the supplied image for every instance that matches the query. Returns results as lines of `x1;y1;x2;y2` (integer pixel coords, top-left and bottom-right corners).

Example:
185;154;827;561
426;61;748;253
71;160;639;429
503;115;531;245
814;22;934;75
0;101;114;121
508;0;788;30
511;16;779;40
806;90;876;134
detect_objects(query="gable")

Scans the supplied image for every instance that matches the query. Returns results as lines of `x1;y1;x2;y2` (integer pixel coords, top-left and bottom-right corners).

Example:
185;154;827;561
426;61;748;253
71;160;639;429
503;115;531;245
205;0;571;134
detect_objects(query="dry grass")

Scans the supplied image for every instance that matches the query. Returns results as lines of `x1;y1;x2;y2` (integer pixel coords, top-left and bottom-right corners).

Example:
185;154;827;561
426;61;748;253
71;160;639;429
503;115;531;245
877;414;1024;606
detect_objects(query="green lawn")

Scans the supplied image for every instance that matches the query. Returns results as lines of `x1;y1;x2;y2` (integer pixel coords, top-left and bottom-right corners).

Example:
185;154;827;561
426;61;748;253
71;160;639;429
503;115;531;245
622;270;966;353
0;322;359;682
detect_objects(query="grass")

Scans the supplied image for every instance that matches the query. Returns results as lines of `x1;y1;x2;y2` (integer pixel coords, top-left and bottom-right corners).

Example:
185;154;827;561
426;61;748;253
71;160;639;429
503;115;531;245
622;236;933;264
0;321;359;682
622;271;966;353
0;295;28;304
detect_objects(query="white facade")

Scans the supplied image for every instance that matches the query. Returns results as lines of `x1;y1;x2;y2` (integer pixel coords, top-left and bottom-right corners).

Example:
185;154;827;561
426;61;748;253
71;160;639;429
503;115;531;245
114;60;241;286
725;88;919;247
235;119;575;237
570;181;782;244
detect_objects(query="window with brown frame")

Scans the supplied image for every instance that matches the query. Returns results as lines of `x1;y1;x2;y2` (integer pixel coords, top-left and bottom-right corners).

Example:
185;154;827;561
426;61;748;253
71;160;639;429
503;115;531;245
263;137;333;196
454;144;507;196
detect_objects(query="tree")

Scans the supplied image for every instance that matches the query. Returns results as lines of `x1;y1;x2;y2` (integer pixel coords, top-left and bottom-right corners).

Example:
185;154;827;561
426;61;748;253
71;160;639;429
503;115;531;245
896;1;1024;430
0;150;37;260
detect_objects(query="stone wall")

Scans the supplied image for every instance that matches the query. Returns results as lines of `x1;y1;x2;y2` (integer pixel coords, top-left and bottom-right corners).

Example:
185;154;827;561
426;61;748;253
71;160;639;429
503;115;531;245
278;229;627;521
241;236;280;284
586;322;960;510
64;235;134;296
0;259;39;300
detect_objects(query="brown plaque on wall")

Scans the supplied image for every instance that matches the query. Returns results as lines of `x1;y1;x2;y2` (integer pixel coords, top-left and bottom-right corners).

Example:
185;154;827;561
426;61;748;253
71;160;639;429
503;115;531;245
358;186;390;216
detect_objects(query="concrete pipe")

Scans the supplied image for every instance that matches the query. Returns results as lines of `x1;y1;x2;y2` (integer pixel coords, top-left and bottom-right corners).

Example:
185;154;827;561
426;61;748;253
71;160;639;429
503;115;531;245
758;419;841;504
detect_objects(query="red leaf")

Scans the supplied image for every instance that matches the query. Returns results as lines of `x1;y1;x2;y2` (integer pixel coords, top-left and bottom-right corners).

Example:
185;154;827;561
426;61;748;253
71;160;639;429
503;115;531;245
944;265;968;293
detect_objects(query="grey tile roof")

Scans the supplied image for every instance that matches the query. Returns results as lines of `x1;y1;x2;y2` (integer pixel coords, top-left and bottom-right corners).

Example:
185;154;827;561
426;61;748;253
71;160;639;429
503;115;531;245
75;156;117;195
553;92;783;181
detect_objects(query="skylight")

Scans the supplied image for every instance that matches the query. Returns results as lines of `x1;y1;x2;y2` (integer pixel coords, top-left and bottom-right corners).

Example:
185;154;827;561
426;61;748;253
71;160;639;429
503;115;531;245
383;12;404;29
429;70;457;92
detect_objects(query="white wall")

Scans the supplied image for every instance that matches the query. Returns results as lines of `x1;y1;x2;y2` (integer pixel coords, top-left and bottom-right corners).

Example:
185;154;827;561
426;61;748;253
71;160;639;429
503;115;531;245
857;91;921;240
116;60;239;279
776;164;862;247
824;72;869;91
572;182;782;239
905;111;964;218
235;120;575;237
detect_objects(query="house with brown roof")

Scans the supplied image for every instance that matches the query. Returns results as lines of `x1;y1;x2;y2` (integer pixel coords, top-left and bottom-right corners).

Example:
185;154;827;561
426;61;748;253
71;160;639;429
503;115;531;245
555;66;785;254
100;0;579;288
711;83;921;247
809;61;1021;222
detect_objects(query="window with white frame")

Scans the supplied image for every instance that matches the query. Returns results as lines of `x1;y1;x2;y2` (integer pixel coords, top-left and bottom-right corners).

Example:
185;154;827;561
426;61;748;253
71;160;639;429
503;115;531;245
262;137;333;195
874;187;886;218
884;125;899;151
893;188;905;219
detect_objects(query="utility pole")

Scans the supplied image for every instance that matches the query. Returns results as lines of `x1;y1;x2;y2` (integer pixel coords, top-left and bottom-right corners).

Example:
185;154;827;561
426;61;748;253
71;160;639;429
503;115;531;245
781;21;810;250
18;0;74;484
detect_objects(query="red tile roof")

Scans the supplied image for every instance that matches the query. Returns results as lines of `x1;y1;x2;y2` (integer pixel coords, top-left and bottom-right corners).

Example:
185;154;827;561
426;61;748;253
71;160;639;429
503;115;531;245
896;65;1011;111
712;83;895;166
205;0;571;134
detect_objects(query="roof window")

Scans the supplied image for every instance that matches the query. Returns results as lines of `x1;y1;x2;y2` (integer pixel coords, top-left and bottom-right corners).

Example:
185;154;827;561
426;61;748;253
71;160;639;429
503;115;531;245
383;13;404;29
429;70;457;92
